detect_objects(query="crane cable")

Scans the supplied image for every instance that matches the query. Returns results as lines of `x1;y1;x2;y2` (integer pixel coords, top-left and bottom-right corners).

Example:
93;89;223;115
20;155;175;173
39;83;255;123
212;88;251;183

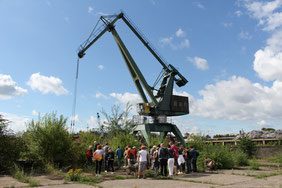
71;58;80;133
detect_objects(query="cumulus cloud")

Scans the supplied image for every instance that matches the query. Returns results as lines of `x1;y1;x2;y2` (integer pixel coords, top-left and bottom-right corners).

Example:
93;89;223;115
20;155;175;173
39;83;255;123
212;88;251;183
97;65;104;70
194;2;205;9
175;28;186;37
191;76;282;121
27;73;68;95
86;116;100;129
239;31;252;40
256;120;271;128
88;6;93;13
1;112;30;132
222;23;233;28
110;92;142;106
235;10;243;17
70;114;83;125
159;29;189;50
32;110;39;116
244;0;282;31
0;74;27;99
187;56;208;70
95;92;108;99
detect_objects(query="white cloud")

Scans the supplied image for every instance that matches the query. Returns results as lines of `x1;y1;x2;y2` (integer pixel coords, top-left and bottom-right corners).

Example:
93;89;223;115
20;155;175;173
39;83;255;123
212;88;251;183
194;2;204;9
1;112;30;132
256;120;271;128
235;10;243;17
97;65;104;70
175;28;186;38
187;56;208;70
88;6;93;13
70;114;83;125
191;76;282;121
86;116;100;129
0;74;27;99
27;73;68;95
244;0;282;31
95;92;108;99
110;92;142;106
239;31;252;40
222;23;233;28
96;12;109;16
32;110;38;116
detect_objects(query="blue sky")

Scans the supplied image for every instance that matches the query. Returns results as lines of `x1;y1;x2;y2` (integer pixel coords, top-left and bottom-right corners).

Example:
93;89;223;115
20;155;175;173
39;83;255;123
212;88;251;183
1;0;282;136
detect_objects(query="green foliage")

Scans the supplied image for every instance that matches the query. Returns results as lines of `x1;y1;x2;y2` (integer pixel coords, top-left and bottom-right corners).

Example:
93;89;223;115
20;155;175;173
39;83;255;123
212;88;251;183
12;164;40;186
266;153;282;165
232;152;249;166
249;159;260;170
0;114;26;173
101;103;134;137
77;176;102;185
108;132;139;152
237;136;256;158
261;128;275;132
24;113;73;167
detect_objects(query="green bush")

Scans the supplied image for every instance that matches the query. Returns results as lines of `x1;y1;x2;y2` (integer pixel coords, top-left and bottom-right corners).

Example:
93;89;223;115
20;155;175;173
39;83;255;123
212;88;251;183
233;152;249;166
249;159;260;170
0;115;26;173
24;113;73;167
237;136;256;158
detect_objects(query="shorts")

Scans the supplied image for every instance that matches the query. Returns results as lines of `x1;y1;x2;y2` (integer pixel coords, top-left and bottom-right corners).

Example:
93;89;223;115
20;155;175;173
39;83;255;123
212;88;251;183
139;161;147;172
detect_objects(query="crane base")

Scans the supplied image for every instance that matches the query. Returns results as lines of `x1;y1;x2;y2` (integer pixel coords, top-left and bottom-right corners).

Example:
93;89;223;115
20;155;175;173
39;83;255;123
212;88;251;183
133;123;186;147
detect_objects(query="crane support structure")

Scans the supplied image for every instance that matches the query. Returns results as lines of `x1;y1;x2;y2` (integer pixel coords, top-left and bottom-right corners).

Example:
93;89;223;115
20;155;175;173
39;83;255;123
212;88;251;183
78;12;189;146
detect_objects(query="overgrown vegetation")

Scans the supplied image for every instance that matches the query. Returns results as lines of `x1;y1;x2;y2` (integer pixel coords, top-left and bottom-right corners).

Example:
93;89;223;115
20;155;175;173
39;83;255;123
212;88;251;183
0;115;25;173
237;136;256;158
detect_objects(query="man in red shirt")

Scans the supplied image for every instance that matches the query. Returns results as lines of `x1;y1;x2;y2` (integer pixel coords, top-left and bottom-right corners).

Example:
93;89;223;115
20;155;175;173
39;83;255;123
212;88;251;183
169;141;179;175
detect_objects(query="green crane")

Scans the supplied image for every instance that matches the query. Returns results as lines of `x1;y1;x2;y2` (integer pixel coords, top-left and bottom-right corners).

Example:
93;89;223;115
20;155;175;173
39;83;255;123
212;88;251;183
78;12;189;146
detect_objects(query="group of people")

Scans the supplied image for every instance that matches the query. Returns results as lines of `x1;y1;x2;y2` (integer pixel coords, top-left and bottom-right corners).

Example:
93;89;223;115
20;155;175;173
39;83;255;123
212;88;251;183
151;142;199;176
86;141;200;178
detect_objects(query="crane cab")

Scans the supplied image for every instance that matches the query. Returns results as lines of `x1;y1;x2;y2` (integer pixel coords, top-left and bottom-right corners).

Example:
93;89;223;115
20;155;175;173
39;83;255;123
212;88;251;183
137;103;151;115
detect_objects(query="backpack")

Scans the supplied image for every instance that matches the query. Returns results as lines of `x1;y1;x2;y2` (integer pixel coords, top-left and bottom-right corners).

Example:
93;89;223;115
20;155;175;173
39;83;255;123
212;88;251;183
86;150;92;158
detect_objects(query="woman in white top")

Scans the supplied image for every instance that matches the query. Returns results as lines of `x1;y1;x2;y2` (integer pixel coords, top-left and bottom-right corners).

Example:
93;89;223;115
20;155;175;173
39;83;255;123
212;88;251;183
137;145;149;179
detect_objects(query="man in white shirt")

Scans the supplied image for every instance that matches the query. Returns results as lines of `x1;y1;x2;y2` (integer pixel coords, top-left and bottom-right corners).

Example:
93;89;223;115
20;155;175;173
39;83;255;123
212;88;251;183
137;145;149;179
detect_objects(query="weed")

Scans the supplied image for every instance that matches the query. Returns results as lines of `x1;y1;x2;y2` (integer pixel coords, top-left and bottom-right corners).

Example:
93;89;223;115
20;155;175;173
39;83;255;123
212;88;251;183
249;159;260;170
77;176;102;186
28;179;40;187
114;175;125;179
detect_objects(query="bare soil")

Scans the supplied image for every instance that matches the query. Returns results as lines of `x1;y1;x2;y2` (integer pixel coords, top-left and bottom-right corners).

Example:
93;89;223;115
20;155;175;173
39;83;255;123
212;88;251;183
1;164;281;188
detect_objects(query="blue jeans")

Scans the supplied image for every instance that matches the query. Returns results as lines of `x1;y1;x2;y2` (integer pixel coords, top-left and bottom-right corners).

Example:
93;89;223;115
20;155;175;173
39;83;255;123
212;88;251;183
186;159;191;173
117;158;122;168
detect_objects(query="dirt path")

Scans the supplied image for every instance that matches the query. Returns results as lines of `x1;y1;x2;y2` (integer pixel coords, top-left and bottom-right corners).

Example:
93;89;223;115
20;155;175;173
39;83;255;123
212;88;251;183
1;169;281;188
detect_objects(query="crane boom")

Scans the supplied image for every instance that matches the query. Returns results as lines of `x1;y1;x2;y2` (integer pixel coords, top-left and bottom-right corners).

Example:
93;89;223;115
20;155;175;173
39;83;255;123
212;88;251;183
77;11;190;147
78;12;189;117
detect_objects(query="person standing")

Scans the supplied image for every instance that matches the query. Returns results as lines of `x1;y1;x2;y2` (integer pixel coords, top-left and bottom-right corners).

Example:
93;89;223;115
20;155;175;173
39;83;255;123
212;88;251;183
103;143;109;172
167;144;175;176
86;145;93;166
107;148;115;172
190;146;199;172
137;145;149;179
158;143;168;176
93;145;104;176
177;147;185;174
153;147;159;173
185;147;192;174
116;146;123;169
169;141;179;175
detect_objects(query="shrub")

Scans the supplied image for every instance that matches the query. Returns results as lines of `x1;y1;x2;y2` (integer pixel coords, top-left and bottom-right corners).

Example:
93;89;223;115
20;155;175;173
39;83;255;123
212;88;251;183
0;115;26;173
237;136;256;158
24;113;73;167
233;152;249;166
249;159;260;170
67;168;82;181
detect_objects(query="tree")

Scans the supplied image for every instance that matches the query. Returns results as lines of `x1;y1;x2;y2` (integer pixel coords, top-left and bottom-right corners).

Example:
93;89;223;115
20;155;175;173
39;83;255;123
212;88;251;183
237;136;256;158
0;114;25;173
101;103;134;136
